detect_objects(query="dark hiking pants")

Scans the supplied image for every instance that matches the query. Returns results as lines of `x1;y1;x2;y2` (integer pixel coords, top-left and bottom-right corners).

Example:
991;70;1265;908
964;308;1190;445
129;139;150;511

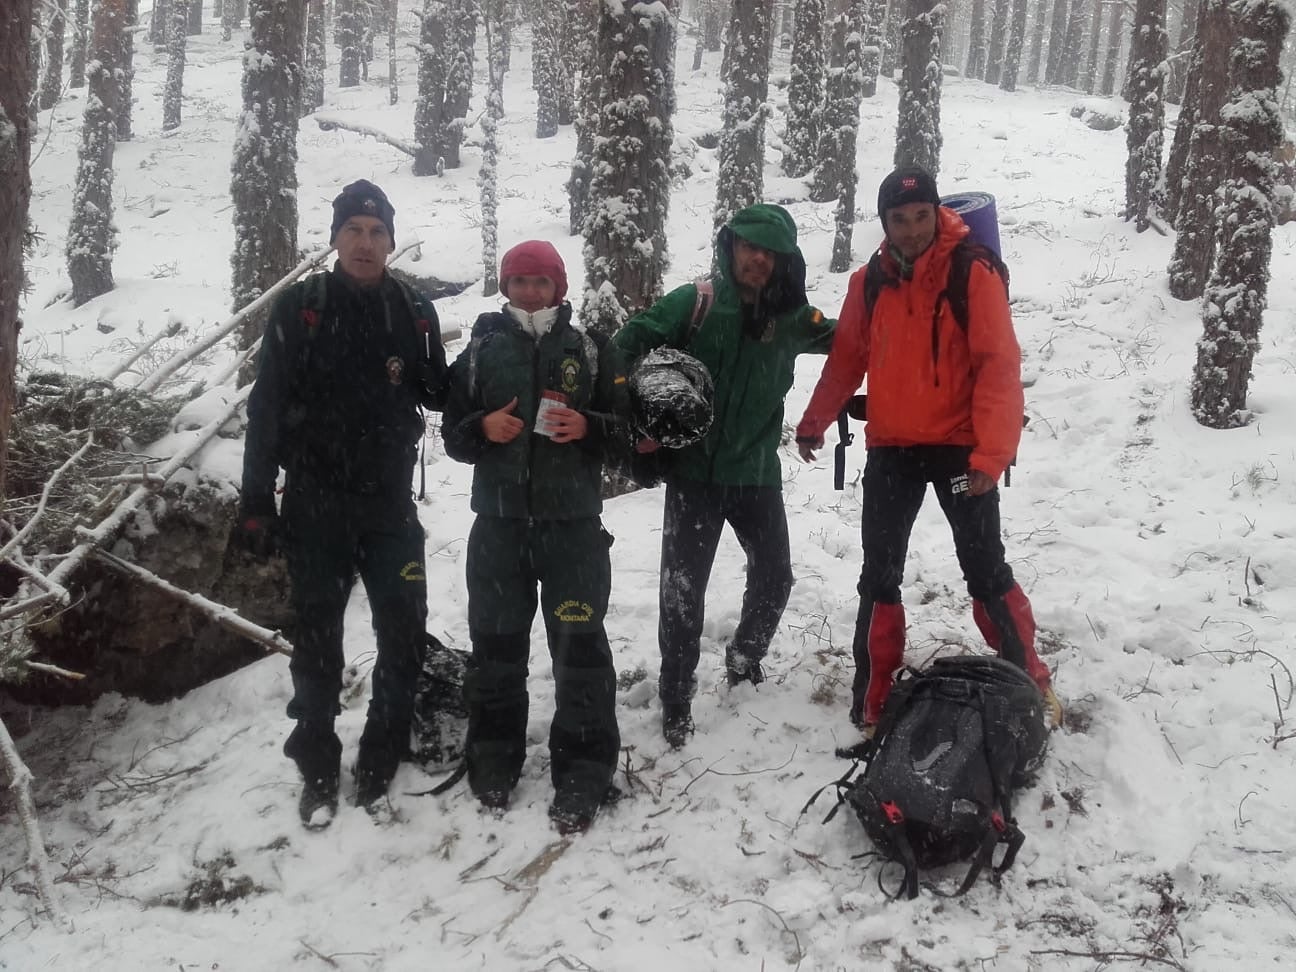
850;446;1016;704
281;484;428;759
463;516;619;808
658;479;793;705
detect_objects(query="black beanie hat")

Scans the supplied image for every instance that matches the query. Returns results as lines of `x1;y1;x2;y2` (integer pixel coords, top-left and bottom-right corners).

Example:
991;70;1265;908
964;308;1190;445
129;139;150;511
877;166;941;222
330;179;396;245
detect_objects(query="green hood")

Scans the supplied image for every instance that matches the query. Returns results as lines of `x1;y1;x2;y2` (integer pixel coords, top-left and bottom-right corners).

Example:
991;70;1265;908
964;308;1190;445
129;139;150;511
716;204;808;314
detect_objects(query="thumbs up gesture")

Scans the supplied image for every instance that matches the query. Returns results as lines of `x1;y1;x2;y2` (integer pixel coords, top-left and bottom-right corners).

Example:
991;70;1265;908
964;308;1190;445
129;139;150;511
483;396;525;443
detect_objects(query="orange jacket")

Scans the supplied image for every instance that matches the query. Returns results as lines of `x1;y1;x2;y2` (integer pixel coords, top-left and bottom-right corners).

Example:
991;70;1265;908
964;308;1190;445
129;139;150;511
797;207;1024;480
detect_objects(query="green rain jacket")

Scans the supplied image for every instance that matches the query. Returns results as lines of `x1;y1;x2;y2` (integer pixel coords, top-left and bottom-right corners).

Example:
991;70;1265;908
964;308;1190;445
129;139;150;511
612;204;835;487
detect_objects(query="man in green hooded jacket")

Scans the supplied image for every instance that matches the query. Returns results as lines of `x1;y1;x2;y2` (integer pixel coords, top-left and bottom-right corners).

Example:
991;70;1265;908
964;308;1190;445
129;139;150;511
612;204;835;747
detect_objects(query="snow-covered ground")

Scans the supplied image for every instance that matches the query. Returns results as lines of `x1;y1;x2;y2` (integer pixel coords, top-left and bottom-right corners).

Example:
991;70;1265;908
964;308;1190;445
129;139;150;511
5;9;1296;970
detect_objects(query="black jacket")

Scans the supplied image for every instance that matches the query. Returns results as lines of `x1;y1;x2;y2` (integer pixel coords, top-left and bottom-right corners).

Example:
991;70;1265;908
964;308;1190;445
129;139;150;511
241;268;447;515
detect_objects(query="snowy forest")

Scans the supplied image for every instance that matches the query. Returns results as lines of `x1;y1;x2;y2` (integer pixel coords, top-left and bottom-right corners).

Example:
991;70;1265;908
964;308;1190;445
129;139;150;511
2;0;1296;968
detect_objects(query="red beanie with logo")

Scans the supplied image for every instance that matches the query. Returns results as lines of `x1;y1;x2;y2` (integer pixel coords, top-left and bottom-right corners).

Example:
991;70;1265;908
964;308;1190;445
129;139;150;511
499;240;568;305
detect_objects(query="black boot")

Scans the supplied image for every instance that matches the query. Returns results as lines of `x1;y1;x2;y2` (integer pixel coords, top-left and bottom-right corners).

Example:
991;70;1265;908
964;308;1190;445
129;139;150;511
283;722;342;830
354;719;407;811
662;700;694;749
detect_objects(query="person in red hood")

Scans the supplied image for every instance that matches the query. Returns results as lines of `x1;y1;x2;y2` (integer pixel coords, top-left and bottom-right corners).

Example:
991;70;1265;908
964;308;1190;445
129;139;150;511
795;166;1061;733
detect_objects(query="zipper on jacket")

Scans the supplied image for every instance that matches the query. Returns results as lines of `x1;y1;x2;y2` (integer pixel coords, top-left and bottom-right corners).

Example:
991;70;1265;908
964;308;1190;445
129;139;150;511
930;294;948;388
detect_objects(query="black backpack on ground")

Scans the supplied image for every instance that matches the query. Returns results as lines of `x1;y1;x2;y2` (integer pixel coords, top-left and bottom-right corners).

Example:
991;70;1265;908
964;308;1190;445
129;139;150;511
409;633;470;767
810;655;1048;899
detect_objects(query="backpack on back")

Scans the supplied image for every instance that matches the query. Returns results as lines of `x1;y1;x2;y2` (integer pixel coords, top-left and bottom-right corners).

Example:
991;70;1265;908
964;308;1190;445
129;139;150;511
861;239;1010;334
817;655;1048;899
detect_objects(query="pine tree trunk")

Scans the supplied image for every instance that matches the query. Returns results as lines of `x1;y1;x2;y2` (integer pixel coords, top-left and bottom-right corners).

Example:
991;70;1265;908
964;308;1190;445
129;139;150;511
414;0;449;176
1;0;36;499
1163;3;1203;224
862;0;886;97
985;0;1009;84
813;12;851;203
783;0;825;178
67;0;128;308
568;0;599;234
1059;0;1086;84
967;0;988;79
1123;0;1166;231
338;0;361;87
1043;0;1067;82
894;0;944;175
703;0;723;51
303;0;326;114
714;0;771;237
70;0;89;88
1191;0;1289;427
115;0;137;141
1166;0;1233;300
1000;0;1029;91
162;0;189;131
39;0;67;111
881;0;903;76
1165;0;1198;104
222;0;239;40
187;0;203;34
830;0;868;273
231;0;306;380
441;0;476;169
534;0;564;138
583;3;675;333
1099;0;1122;95
151;0;170;46
1026;0;1048;83
481;7;506;297
1079;0;1102;91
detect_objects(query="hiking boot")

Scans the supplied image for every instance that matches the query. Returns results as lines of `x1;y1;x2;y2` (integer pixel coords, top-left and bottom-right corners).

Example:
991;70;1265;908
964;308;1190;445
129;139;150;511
298;773;340;830
725;650;765;687
1043;686;1064;729
548;784;620;836
662;701;694;749
283;722;342;830
476;788;511;811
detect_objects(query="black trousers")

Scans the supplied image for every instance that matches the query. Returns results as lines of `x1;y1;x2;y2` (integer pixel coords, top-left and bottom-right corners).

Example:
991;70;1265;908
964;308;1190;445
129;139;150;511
856;446;1015;605
281;484;428;743
463;516;619;805
658;479;793;705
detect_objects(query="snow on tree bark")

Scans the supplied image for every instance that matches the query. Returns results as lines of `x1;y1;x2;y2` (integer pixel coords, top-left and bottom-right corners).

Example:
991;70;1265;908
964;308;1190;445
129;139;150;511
862;0;887;96
582;1;675;334
480;7;506;298
1000;0;1029;92
1043;0;1067;83
534;0;565;139
985;0;1010;85
1059;0;1087;85
39;0;67;112
222;0;240;40
1167;0;1233;300
162;0;190;132
1165;0;1199;104
444;0;476;168
967;0;989;79
2;0;36;499
1190;0;1289;428
187;0;203;34
1079;0;1102;91
881;0;902;76
414;0;474;174
782;0;825;179
1026;0;1048;84
1123;0;1166;232
703;0;723;51
568;0;599;235
150;0;170;46
830;1;868;273
714;0;771;238
230;0;306;379
894;0;944;176
303;0;326;115
1163;2;1205;224
1099;0;1123;95
67;0;128;308
115;0;137;141
70;0;89;88
337;0;362;87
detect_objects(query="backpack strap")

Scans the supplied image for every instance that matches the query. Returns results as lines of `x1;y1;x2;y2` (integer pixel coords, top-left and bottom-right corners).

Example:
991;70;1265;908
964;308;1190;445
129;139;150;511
679;276;714;349
942;240;1010;334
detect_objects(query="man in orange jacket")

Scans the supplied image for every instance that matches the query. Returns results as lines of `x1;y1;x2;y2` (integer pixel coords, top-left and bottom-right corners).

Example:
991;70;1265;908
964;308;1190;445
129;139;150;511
795;166;1061;732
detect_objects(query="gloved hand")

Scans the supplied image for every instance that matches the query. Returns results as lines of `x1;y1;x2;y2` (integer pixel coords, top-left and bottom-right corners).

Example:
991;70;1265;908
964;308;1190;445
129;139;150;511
230;512;281;560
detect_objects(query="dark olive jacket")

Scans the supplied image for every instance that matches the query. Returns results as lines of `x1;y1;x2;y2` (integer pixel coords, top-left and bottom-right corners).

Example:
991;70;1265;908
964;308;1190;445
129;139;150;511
441;304;629;519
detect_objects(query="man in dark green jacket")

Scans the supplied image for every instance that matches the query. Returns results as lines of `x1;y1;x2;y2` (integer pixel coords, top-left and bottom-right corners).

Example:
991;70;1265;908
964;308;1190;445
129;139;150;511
442;240;628;835
612;204;835;748
238;180;448;828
